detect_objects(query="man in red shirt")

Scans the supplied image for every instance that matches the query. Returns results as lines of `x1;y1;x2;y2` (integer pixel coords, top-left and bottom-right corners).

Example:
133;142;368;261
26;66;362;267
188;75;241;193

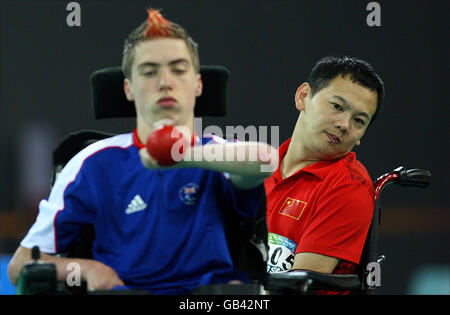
265;56;385;282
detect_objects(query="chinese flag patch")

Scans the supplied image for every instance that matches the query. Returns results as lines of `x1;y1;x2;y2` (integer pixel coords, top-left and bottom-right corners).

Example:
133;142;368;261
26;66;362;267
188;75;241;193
278;197;307;220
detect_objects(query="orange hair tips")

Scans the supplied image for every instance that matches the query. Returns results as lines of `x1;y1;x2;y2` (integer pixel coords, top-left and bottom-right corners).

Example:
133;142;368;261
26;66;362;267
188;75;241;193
144;9;173;37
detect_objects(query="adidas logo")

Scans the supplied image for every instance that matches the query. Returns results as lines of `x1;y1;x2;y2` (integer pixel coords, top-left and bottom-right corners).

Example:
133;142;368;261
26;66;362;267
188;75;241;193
125;195;147;214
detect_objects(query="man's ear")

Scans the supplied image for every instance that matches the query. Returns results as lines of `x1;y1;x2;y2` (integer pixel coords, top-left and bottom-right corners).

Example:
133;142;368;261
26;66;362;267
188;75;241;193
124;78;134;101
195;73;203;97
355;140;361;146
295;82;310;111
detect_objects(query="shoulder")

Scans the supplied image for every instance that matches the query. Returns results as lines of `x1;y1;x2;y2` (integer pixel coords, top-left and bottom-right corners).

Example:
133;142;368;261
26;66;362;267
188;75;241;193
73;133;133;161
83;133;134;155
322;153;374;199
314;155;374;225
342;153;374;194
56;133;134;181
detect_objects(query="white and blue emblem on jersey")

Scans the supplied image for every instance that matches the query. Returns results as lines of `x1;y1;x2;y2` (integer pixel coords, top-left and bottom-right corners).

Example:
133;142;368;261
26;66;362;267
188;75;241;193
178;183;200;205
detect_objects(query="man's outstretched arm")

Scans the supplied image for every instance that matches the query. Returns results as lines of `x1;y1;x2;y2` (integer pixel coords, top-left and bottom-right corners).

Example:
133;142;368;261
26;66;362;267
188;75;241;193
140;141;278;189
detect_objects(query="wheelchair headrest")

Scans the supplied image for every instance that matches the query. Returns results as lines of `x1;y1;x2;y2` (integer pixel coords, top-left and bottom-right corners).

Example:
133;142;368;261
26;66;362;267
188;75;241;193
90;65;229;119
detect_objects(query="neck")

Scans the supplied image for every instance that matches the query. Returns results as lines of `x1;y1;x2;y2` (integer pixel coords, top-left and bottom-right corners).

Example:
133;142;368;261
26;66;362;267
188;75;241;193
280;124;319;179
136;117;195;146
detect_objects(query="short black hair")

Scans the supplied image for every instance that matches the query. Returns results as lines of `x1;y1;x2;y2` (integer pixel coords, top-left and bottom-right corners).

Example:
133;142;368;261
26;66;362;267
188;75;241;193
307;56;385;126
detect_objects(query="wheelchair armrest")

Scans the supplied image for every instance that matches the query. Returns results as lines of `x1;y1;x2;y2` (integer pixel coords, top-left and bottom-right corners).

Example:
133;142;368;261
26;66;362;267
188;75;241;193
266;269;361;293
395;167;431;188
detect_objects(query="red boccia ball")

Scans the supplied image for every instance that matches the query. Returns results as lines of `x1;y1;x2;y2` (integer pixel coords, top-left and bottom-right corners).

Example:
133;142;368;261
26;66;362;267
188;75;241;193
146;125;188;166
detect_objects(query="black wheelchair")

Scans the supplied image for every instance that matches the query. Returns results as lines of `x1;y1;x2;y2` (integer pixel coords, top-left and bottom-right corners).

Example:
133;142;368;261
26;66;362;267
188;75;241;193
16;66;431;295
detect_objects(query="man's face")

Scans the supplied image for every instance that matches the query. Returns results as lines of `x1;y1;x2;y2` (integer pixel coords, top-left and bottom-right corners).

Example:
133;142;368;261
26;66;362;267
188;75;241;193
124;38;202;132
295;75;378;161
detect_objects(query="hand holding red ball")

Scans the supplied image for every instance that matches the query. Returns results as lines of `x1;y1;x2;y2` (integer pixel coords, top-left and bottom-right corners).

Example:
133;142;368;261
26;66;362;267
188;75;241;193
146;125;188;166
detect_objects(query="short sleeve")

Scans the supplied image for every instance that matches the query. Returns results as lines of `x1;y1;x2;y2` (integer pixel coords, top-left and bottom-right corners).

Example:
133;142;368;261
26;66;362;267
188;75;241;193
217;173;264;218
21;152;99;254
296;182;374;264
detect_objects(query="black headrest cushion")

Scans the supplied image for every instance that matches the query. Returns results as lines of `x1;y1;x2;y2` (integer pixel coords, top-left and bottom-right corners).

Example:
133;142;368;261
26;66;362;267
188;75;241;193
90;65;229;119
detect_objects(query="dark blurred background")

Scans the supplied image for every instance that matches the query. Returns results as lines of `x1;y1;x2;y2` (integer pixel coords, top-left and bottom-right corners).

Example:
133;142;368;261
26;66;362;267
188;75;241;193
0;0;448;294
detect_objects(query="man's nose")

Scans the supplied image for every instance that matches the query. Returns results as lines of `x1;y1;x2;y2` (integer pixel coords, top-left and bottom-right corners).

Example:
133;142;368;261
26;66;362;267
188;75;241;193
158;69;173;90
335;117;350;134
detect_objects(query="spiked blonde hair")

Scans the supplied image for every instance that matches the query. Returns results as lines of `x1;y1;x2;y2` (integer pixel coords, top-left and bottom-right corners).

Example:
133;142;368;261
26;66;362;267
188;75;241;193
122;9;200;79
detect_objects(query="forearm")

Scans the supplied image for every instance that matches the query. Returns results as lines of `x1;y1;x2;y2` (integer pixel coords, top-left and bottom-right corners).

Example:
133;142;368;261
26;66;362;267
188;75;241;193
292;252;340;274
139;141;278;189
8;246;98;286
179;142;278;177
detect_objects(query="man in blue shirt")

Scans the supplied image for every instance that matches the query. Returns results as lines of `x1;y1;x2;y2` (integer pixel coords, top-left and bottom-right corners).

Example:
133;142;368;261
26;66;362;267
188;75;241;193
8;9;277;294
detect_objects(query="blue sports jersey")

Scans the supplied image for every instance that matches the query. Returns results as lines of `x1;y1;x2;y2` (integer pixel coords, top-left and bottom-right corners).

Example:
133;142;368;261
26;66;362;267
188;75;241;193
21;131;263;294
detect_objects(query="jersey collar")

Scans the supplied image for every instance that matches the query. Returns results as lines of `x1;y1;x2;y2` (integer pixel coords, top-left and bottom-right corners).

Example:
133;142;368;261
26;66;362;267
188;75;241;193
132;128;200;149
273;138;355;183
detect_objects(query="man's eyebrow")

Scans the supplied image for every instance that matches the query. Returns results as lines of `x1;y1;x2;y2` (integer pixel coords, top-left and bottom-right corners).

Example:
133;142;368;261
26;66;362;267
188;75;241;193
137;59;190;69
332;95;371;120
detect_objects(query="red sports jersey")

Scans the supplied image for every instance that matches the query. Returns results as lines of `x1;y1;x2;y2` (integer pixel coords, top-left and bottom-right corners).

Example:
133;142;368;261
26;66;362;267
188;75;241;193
265;138;374;279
